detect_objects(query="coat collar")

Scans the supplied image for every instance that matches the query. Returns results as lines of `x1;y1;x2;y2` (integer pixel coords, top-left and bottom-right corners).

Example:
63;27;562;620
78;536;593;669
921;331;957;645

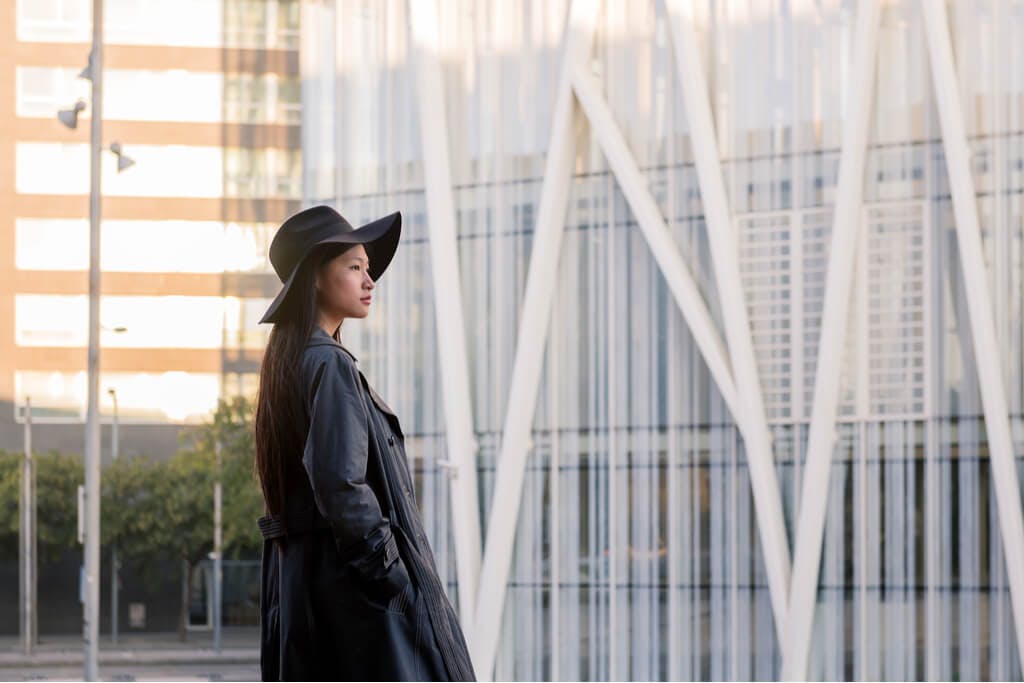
306;326;358;362
306;327;400;423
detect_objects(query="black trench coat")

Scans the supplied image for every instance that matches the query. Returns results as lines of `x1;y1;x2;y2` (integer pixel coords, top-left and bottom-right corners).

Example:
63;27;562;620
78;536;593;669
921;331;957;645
258;327;476;681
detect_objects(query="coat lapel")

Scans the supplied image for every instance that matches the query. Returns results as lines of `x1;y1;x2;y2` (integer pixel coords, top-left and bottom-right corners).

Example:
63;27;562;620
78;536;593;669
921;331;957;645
307;327;403;432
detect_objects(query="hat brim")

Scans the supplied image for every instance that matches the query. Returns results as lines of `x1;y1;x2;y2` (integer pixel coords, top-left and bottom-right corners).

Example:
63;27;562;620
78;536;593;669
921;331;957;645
258;211;402;325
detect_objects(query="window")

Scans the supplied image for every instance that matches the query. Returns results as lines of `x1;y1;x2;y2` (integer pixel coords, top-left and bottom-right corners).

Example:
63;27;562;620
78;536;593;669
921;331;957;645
17;142;224;197
224;148;301;198
16;295;229;349
224;74;301;125
15;370;221;423
16;67;89;118
17;0;89;42
224;0;299;49
17;67;223;123
18;0;224;46
16;218;275;273
224;297;273;349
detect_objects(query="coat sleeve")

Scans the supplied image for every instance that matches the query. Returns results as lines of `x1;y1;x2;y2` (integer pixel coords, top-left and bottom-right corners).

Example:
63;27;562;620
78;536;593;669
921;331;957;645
302;351;397;580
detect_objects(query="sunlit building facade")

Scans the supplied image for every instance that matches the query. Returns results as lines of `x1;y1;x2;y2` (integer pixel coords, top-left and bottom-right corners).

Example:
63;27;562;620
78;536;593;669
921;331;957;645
1;0;302;456
301;1;1024;680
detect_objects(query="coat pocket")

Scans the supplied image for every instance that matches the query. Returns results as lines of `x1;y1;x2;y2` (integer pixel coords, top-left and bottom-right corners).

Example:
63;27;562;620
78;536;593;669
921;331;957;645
359;539;413;611
386;578;414;615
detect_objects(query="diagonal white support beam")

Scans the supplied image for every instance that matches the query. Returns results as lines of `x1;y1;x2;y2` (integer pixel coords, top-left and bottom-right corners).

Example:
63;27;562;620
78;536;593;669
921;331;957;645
569;69;742;422
921;1;1024;673
781;1;881;678
408;0;484;635
664;0;791;640
470;1;602;678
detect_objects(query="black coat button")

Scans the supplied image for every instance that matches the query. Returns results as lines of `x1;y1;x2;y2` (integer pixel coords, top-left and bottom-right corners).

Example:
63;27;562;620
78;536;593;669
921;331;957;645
387;435;395;446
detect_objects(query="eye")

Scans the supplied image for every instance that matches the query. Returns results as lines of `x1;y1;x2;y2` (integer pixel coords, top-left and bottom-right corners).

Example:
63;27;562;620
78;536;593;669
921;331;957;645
350;264;361;271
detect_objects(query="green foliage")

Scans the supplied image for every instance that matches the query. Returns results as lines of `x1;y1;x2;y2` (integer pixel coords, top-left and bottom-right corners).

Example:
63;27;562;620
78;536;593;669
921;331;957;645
0;397;263;575
180;395;263;559
100;453;167;589
35;450;84;564
0;450;19;559
0;449;85;564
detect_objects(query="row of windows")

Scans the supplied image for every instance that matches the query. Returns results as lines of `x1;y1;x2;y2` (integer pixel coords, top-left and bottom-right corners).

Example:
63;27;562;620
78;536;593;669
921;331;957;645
16;218;275;273
15;369;245;423
18;0;299;50
17;67;301;125
16;143;301;199
15;295;271;350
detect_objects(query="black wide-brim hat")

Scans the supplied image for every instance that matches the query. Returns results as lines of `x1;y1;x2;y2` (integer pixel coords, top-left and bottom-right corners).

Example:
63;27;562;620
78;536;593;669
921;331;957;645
258;205;401;324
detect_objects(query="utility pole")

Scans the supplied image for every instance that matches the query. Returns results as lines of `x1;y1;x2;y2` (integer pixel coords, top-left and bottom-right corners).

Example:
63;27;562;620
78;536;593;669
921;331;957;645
20;397;36;655
83;0;104;677
213;439;222;653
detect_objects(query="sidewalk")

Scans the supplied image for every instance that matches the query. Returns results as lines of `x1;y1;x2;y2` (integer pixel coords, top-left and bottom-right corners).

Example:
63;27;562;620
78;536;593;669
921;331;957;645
0;627;258;669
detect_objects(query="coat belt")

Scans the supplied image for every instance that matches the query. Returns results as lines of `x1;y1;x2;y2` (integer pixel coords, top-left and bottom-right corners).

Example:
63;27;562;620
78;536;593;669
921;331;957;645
258;506;331;540
257;510;401;573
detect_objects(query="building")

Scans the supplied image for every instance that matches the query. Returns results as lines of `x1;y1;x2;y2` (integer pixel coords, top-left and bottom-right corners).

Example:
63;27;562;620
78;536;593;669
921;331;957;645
301;0;1024;681
1;0;301;632
1;0;301;456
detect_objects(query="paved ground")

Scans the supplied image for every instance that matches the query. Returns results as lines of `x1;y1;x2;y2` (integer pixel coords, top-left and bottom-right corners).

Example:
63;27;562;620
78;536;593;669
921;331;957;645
0;627;259;681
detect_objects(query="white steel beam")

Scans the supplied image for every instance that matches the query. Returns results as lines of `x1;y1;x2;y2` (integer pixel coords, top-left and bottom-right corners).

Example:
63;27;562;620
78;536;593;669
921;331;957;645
408;0;484;635
782;0;881;678
570;69;742;421
920;0;1024;673
470;1;602;678
664;0;792;639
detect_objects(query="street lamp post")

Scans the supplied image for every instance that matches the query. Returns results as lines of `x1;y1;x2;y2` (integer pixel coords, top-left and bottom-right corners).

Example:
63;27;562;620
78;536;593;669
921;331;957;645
213;439;222;653
108;388;119;645
20;397;36;655
82;0;105;677
57;3;133;672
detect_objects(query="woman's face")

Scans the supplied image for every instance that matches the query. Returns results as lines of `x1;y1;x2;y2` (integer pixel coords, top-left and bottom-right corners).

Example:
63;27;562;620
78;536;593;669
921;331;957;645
315;244;375;321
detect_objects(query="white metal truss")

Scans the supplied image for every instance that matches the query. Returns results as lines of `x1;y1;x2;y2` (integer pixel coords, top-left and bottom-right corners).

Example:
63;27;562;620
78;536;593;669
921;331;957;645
396;1;1024;680
471;0;784;677
407;0;484;632
782;0;882;677
920;0;1024;673
664;0;791;638
468;1;603;678
570;63;791;637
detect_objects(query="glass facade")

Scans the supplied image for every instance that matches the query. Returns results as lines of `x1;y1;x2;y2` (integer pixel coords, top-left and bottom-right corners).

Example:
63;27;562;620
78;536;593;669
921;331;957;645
303;0;1024;680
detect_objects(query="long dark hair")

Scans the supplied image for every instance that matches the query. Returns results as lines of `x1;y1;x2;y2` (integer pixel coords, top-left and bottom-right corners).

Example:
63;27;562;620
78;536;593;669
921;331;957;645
254;243;354;516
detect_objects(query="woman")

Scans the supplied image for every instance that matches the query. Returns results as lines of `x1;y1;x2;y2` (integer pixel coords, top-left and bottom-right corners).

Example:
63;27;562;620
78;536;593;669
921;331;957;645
253;205;476;681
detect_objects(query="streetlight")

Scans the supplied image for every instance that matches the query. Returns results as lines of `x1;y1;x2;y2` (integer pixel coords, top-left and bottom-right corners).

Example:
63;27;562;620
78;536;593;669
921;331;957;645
56;98;137;174
58;100;86;130
109;142;135;172
54;1;125;675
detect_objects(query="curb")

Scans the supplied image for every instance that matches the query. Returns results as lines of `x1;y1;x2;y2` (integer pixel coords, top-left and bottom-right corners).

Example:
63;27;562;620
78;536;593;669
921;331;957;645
0;649;258;669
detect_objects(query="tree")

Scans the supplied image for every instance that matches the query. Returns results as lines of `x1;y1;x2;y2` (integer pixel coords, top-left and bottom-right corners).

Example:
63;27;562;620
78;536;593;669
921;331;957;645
34;451;83;564
185;396;263;558
155;447;215;641
0;450;20;561
0;449;83;563
100;453;165;583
